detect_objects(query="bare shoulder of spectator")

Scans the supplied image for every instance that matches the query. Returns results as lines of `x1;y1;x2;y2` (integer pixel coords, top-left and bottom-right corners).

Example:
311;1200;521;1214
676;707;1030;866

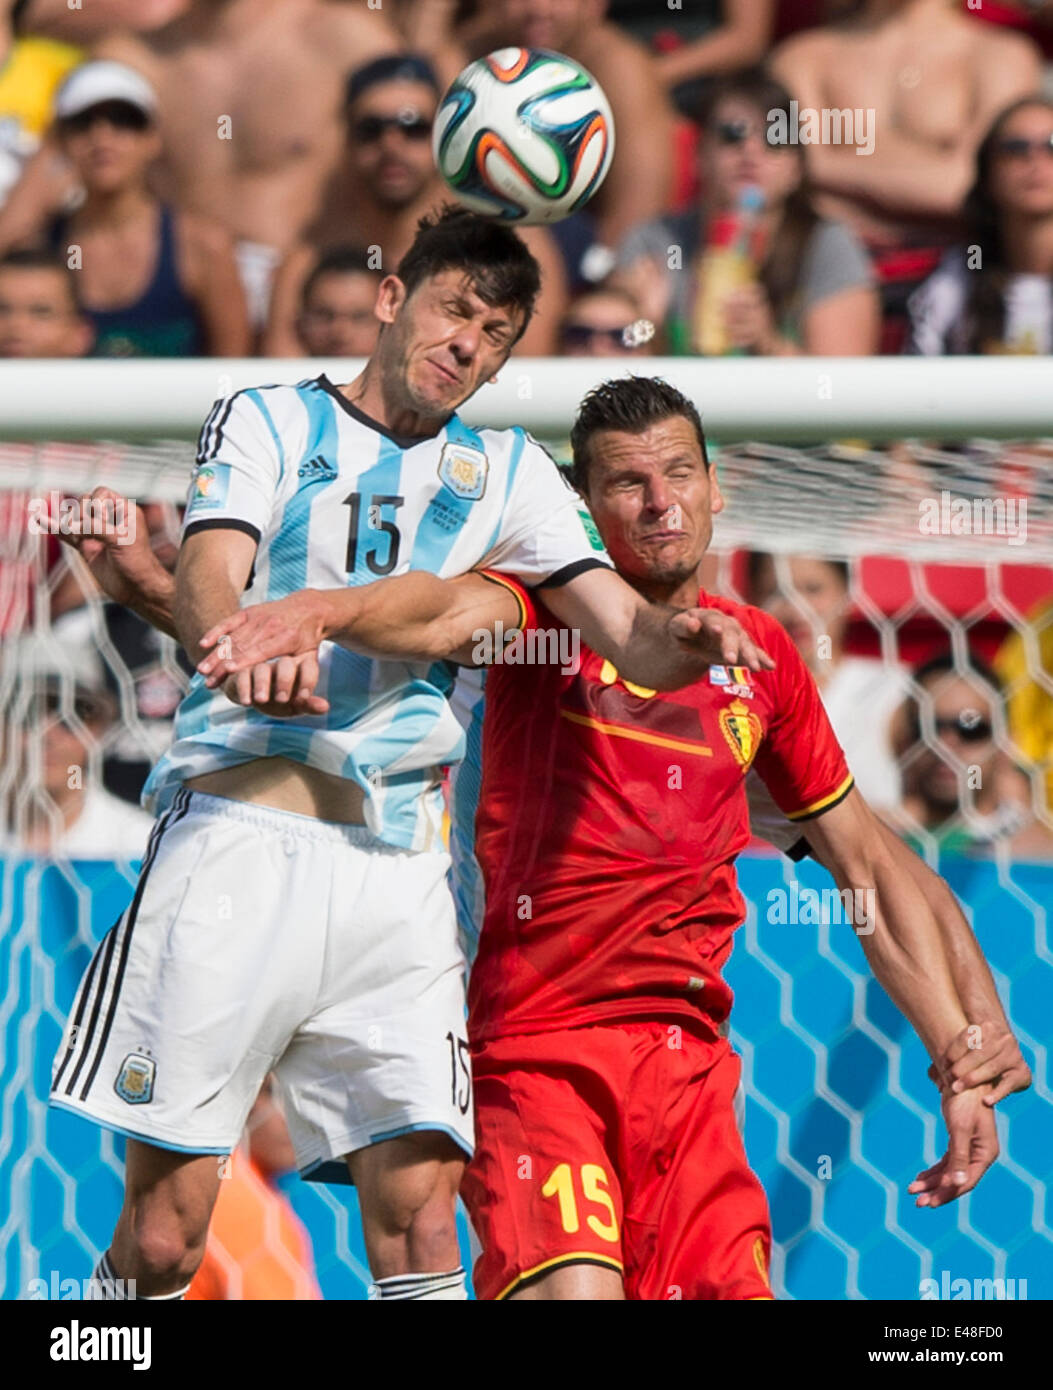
306;0;400;63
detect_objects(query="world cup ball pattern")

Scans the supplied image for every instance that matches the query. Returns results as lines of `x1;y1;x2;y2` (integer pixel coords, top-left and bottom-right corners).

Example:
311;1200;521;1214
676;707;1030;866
433;47;615;225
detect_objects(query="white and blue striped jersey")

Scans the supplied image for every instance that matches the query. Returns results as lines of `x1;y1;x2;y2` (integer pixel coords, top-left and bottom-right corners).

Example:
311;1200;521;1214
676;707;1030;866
143;375;611;851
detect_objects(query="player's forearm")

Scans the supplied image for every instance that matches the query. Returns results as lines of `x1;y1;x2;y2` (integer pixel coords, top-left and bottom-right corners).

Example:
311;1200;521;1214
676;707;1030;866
125;568;179;641
174;534;256;664
858;861;970;1060
316;571;514;663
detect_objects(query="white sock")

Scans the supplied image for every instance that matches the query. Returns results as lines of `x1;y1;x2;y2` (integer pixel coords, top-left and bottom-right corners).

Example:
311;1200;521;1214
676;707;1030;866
90;1249;191;1300
367;1267;468;1300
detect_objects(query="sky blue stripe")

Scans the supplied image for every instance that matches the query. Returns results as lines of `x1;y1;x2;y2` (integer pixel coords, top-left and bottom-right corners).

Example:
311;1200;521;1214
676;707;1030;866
449;678;488;960
246;387;286;486
480;427;525;554
264;390;338;601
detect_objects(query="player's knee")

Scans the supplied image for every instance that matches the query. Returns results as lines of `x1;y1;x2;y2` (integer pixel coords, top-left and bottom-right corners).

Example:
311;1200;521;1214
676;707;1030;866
369;1165;459;1260
119;1198;208;1284
404;1187;460;1268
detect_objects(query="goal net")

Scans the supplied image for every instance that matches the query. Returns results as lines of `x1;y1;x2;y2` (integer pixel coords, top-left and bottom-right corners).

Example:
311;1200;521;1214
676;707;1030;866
2;359;1050;1301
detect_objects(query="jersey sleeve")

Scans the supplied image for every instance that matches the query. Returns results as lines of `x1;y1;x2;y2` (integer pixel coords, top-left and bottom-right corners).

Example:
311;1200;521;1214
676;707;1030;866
745;770;810;861
750;610;855;822
475;570;537;632
182;390;283;544
478;432;613;586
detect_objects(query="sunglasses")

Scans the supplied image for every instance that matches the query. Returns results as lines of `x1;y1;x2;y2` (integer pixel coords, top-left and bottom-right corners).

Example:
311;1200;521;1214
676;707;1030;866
561;323;638;350
352;113;433;144
31;689;107;724
714;119;785;150
60;101;152;135
913;712;993;744
994;133;1053;159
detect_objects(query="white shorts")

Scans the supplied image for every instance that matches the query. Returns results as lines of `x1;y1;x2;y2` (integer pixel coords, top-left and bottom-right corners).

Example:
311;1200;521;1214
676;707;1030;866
50;790;473;1183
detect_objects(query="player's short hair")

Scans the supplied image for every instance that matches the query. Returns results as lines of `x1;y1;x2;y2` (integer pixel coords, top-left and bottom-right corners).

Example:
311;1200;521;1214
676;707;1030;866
301;245;382;307
568;376;710;493
345;53;439;110
0;248;81;310
395;204;541;340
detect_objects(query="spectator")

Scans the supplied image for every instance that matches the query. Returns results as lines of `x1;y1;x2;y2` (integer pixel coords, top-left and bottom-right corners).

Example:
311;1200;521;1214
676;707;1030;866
291;247;382;359
559;283;656;357
2;630;154;859
86;0;400;328
265;55;566;356
747;551;907;810
46;60;249;357
891;652;1053;859
907;97;1053;355
607;0;776;120
0;246;91;354
614;70;879;354
995;599;1053;830
771;0;1042;351
460;0;676;280
0;0;81;208
21;0;192;43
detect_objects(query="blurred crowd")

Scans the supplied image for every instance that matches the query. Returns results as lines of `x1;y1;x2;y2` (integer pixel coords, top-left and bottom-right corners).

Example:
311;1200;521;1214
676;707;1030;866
0;0;1051;362
1;0;1051;866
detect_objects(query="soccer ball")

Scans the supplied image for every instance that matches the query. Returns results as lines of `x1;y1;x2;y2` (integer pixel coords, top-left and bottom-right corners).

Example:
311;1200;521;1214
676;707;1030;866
432;47;615;225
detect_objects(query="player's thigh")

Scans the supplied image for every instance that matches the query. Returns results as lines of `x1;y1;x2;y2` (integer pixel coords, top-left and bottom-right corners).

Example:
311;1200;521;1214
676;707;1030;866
348;1128;465;1228
462;1040;627;1301
275;835;473;1182
50;793;318;1153
628;1040;773;1301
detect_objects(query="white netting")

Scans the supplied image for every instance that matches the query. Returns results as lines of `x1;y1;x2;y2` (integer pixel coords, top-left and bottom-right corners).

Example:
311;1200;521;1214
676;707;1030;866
2;402;1051;1300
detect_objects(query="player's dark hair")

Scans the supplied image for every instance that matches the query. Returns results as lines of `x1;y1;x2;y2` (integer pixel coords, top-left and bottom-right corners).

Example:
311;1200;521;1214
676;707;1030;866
301;245;382;307
0;248;81;309
395;204;541;339
745;551;849;599
568;376;710;494
911;650;1002;694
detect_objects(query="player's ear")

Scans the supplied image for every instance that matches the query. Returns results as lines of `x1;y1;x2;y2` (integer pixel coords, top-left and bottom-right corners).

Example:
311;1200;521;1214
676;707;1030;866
709;467;725;516
374;275;406;325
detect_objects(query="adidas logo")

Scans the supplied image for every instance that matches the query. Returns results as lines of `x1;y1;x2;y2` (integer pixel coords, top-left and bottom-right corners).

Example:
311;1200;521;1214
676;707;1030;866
297;454;337;481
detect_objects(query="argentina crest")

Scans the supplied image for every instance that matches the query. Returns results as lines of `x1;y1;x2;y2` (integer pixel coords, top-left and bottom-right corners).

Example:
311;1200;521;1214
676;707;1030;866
115;1052;156;1105
437;441;488;500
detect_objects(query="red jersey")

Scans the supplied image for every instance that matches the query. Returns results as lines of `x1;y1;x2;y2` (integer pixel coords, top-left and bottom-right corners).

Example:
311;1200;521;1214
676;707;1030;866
468;581;852;1042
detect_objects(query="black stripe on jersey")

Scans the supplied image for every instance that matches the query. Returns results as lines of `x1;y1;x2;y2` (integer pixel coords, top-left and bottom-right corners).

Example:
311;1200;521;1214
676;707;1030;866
182;517;262;547
195;398;224;465
51;919;119;1093
536;557;613;590
77;789;194;1102
201;392;238;463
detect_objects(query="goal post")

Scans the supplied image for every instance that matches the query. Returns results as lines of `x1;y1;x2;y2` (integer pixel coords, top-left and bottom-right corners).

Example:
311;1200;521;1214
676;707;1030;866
1;358;1050;1301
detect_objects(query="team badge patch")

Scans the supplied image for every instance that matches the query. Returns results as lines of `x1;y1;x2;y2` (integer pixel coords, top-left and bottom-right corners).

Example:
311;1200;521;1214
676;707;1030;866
437;442;488;500
186;462;232;514
719;698;762;769
115;1053;155;1105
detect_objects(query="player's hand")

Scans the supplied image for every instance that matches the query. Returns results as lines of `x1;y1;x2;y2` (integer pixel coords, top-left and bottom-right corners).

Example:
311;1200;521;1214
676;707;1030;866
198;590;332;686
927;1020;1032;1107
56;488;160;607
908;1086;999;1209
669;607;776;673
220;652;329;718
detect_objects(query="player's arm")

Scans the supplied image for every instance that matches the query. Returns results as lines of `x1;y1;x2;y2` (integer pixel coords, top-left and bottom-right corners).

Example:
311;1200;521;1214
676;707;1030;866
538;564;774;689
868;820;1031;1106
802;790;1000;1207
196;569;524;681
57;489;178;638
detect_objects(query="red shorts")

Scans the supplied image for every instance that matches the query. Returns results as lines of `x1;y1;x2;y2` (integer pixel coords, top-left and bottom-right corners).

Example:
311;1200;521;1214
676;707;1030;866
462;1021;774;1301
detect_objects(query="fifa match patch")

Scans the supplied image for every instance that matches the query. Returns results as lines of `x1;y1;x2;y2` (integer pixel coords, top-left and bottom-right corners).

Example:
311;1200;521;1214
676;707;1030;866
186;462;232;513
438;442;488;500
578;509;606;551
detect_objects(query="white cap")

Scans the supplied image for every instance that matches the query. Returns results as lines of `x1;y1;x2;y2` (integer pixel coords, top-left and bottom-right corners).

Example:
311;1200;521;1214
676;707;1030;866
54;61;158;123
